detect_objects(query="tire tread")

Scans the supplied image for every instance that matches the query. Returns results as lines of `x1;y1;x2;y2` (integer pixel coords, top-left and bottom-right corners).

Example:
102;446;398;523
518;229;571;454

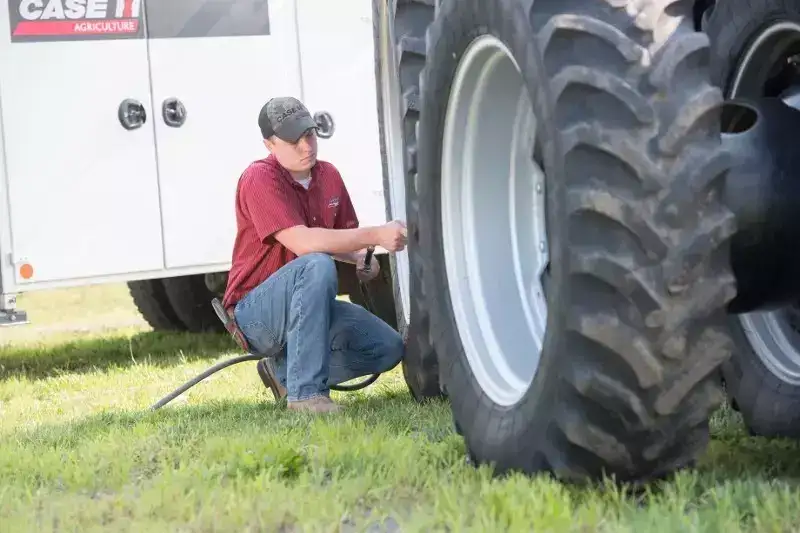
539;0;736;479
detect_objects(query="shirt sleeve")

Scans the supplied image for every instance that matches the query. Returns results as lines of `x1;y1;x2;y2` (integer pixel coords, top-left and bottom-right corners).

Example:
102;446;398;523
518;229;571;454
240;166;306;243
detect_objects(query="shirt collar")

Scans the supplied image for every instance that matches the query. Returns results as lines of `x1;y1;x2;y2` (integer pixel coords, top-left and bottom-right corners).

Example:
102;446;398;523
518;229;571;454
266;154;319;190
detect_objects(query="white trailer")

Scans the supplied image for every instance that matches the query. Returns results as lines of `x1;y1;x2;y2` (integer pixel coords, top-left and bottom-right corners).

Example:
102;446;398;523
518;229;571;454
0;0;402;328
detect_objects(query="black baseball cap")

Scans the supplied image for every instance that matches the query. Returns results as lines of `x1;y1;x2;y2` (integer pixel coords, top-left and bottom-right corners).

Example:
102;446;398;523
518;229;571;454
258;96;318;143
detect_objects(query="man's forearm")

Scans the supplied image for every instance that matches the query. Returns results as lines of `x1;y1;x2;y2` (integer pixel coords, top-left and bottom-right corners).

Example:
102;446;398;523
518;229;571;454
289;226;380;256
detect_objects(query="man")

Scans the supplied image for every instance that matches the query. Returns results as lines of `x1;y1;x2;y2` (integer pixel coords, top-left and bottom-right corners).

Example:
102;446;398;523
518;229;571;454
222;96;408;414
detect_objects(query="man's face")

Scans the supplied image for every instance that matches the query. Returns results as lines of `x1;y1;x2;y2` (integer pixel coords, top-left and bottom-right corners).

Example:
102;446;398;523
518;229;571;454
265;129;318;173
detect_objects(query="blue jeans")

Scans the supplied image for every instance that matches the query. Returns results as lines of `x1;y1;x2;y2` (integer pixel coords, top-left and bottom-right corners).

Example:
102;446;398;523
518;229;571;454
233;252;404;402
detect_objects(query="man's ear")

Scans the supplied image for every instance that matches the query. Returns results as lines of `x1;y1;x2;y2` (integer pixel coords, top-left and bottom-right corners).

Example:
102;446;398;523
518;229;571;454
263;137;274;151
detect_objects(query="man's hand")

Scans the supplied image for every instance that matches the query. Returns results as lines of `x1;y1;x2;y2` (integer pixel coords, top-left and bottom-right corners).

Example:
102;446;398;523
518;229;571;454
377;220;408;252
356;250;380;282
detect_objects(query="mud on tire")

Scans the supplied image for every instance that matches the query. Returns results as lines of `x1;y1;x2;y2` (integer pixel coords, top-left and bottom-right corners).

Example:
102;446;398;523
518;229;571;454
414;0;737;482
373;0;443;401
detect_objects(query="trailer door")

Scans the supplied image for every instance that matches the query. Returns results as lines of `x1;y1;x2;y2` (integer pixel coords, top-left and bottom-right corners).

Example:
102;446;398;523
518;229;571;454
0;0;164;286
295;0;386;228
145;0;303;269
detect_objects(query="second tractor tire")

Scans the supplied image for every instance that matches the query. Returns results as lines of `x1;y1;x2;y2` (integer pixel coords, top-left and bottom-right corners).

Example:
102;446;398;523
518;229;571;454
705;0;800;438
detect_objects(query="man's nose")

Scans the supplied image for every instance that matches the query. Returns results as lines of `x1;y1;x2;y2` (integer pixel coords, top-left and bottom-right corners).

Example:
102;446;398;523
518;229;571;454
298;138;313;152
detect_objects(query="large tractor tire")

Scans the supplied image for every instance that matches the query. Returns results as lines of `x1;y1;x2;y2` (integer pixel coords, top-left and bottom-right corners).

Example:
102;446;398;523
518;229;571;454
373;0;443;402
413;0;737;483
705;0;800;438
128;279;186;331
161;274;226;334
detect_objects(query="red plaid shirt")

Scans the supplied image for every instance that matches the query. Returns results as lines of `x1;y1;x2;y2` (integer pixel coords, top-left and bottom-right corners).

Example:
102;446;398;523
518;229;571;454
222;154;359;310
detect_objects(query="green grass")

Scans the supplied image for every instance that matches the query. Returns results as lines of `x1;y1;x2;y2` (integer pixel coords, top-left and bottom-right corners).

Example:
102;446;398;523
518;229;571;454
2;284;800;532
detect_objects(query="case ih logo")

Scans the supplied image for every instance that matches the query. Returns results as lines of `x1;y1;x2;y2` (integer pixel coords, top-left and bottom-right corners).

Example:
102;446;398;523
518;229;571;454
9;0;143;41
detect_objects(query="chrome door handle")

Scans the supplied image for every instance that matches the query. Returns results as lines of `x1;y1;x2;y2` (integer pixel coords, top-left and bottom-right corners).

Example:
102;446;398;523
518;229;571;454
162;97;187;128
118;98;146;130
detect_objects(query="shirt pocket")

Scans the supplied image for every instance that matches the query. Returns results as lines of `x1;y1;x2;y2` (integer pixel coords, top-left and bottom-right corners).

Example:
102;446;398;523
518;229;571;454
320;196;340;228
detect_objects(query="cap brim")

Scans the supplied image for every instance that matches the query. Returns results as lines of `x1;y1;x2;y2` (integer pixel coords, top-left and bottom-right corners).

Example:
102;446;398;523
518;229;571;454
275;114;318;143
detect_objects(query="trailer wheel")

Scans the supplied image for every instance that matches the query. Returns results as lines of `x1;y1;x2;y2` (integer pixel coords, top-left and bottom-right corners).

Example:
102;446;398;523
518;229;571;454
373;0;443;401
161;274;226;334
706;0;800;438
414;0;737;482
127;279;186;331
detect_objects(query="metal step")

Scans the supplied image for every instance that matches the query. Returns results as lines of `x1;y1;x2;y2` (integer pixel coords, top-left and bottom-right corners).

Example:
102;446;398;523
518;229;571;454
1;294;29;327
0;308;29;327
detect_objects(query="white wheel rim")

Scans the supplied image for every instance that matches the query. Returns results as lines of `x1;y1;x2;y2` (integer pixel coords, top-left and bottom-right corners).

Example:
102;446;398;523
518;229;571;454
729;21;800;385
378;0;411;324
441;35;549;407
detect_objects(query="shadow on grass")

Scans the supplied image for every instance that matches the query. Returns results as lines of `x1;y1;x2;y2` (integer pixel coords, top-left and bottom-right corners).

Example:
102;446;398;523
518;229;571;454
8;389;455;451
0;330;238;382
12;381;800;484
8;384;800;508
684;405;800;483
701;434;800;483
8;349;800;492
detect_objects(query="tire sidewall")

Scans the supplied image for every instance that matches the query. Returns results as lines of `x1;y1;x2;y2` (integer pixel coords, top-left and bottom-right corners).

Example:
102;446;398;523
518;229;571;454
417;0;568;465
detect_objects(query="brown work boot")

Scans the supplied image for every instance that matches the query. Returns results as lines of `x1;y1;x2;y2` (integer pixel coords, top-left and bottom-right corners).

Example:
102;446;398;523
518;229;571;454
287;395;341;414
256;357;287;402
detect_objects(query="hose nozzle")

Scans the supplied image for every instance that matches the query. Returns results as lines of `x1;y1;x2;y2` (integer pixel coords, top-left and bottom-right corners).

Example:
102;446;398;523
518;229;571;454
360;246;375;274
